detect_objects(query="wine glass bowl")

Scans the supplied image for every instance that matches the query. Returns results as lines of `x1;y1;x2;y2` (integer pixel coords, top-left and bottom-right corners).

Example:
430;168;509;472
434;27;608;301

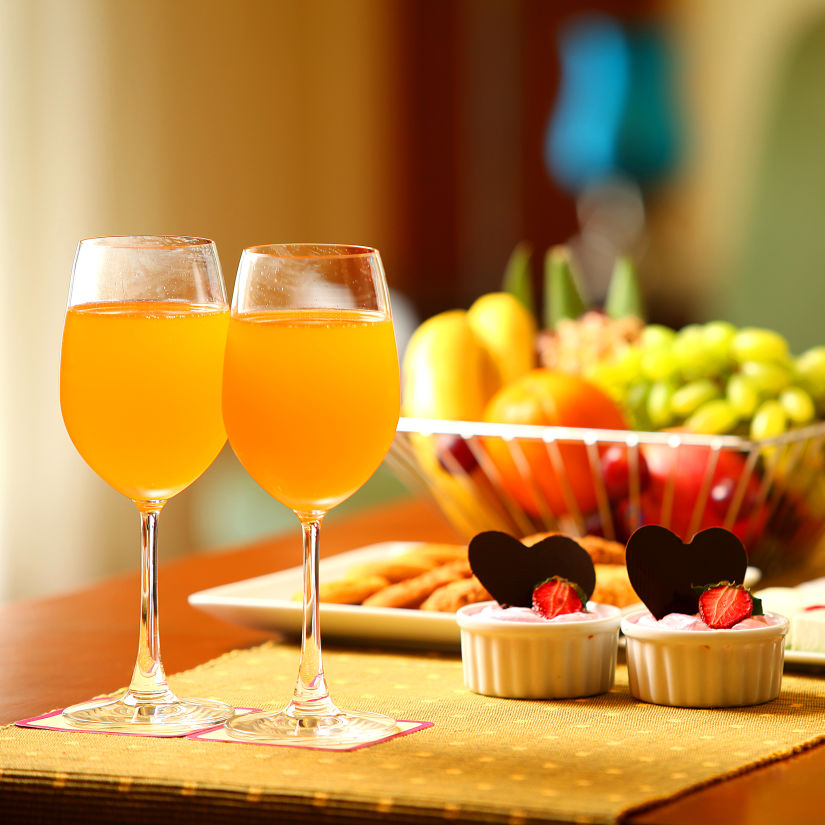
221;243;400;744
59;235;234;734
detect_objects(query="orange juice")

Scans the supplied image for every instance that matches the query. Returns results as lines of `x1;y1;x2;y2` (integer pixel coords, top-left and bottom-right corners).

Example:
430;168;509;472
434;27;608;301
60;301;229;501
222;308;400;513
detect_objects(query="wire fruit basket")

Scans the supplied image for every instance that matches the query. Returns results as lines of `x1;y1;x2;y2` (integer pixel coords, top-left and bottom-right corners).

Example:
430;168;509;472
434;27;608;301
387;417;825;575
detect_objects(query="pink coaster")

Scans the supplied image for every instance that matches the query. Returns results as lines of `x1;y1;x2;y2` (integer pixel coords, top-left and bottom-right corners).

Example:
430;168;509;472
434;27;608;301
188;719;433;751
15;701;260;738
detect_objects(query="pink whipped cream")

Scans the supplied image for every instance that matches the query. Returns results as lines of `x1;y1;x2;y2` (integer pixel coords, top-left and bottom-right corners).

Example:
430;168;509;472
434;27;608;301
477;602;614;624
629;611;784;631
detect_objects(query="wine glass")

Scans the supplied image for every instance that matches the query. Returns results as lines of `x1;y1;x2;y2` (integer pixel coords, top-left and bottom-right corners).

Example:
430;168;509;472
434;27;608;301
222;243;401;744
59;235;234;734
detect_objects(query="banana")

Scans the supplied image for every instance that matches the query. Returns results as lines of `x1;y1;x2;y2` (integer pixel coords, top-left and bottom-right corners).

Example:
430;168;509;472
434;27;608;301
467;292;537;387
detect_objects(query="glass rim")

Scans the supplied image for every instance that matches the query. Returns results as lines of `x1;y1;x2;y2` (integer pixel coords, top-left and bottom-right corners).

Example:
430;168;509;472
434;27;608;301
77;235;216;250
243;243;379;260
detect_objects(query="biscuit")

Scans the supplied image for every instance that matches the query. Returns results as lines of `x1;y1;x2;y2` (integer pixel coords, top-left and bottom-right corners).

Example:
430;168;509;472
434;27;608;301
362;559;472;609
312;575;390;605
522;532;625;565
592;563;637;607
344;558;435;583
578;535;626;566
420;576;492;612
398;543;468;565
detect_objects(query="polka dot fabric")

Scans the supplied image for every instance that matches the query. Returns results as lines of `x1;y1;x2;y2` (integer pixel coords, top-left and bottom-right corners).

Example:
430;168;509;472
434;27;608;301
2;641;825;824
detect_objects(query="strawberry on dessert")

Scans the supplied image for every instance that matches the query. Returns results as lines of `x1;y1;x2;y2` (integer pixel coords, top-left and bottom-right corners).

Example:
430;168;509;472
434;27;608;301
456;531;622;699
695;581;762;629
532;576;587;619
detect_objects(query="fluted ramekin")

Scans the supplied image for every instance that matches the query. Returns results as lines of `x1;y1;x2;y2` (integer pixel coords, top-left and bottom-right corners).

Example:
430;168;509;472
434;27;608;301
456;601;622;699
621;611;789;707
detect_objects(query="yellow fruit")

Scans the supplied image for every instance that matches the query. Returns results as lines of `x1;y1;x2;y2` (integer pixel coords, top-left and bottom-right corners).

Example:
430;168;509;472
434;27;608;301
401;309;498;420
467;292;537;386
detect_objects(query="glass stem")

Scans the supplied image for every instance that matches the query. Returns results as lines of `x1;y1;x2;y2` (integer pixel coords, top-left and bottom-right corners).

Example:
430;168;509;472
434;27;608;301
290;512;337;718
127;501;176;704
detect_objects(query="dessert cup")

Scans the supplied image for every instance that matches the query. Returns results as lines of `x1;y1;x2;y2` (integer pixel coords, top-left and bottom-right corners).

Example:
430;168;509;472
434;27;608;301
456;601;622;699
621;611;789;707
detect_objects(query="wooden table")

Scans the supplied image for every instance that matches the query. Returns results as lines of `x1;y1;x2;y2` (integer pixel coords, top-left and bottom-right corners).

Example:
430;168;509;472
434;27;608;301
2;495;823;824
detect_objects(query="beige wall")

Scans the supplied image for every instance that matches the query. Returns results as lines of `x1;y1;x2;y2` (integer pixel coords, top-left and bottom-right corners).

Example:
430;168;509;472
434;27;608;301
649;0;825;313
0;0;403;601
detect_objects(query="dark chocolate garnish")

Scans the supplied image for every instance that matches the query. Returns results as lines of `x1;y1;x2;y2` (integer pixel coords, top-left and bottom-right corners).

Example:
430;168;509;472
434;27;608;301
468;531;596;608
625;525;747;619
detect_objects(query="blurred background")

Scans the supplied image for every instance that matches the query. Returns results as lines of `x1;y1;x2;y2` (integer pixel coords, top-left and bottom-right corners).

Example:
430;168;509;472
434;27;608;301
4;0;825;602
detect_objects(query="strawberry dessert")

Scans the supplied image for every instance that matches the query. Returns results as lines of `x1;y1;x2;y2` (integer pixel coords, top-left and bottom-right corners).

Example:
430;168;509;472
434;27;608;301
456;532;622;699
756;579;825;653
622;525;788;707
632;582;782;631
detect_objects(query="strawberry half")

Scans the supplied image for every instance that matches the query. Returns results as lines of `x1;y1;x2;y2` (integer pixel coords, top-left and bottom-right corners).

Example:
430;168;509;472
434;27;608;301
695;581;764;629
532;576;588;619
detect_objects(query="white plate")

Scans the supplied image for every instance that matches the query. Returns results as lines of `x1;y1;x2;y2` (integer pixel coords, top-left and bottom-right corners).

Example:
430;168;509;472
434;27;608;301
189;544;771;655
784;650;825;666
188;542;462;649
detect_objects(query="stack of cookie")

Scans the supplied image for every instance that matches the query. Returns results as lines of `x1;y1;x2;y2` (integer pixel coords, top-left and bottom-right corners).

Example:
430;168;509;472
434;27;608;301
313;534;638;612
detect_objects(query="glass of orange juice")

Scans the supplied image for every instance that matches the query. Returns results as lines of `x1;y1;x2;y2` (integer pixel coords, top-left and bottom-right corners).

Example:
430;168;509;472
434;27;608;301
60;235;234;734
222;243;400;745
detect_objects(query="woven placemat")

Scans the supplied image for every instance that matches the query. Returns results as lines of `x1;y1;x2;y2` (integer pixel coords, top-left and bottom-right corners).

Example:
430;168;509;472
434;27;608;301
2;642;825;824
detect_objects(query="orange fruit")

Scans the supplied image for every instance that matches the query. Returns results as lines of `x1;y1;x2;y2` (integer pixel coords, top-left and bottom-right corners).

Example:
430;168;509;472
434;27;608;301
482;369;628;517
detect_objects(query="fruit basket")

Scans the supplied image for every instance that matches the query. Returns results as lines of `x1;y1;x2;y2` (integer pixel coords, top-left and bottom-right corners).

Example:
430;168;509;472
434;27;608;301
387;417;825;575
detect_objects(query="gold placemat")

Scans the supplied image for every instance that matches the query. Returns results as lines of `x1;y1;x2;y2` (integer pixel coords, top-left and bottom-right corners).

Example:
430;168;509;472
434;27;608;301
2;642;825;824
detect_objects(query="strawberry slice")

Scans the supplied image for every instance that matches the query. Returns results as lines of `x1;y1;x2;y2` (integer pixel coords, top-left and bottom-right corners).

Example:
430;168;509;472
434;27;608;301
695;581;764;629
531;576;588;619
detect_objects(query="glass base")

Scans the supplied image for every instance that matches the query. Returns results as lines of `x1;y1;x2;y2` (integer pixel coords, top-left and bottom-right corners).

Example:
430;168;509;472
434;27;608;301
62;693;234;736
226;707;398;745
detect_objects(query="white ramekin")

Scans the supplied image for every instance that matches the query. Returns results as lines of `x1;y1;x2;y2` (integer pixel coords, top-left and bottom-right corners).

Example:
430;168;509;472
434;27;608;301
456;601;622;699
621;611;789;707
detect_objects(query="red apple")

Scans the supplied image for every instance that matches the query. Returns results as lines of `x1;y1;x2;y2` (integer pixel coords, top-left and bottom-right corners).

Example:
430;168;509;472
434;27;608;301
637;441;767;546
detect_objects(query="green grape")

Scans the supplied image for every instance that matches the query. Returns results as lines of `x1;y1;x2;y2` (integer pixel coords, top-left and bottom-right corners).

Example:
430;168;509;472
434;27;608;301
702;320;737;353
640;324;676;350
798;374;825;407
673;326;729;380
612;345;644;382
640;347;680;382
731;327;789;364
726;373;760;418
751;399;787;440
647;380;676;429
671;327;704;367
685;399;740;435
626;381;652;430
740;360;792;396
670;379;720;418
796;346;825;384
584;361;627;389
779;386;816;424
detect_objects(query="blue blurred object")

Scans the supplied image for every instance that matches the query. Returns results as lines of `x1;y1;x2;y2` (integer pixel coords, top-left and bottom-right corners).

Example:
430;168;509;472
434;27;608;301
545;14;681;193
617;25;681;185
546;15;629;192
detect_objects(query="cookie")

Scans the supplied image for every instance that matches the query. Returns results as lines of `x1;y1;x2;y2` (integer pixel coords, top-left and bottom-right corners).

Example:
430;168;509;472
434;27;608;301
313;575;390;604
420;576;492;612
362;559;472;609
344;558;435;583
592;564;637;607
522;532;625;565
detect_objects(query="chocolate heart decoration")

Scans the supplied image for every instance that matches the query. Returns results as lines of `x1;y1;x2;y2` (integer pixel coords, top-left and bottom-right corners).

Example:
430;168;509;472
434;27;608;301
468;531;596;608
625;525;748;619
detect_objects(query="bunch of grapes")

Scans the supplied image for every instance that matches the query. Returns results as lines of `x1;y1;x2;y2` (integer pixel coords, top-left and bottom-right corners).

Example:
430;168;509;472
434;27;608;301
585;321;825;439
